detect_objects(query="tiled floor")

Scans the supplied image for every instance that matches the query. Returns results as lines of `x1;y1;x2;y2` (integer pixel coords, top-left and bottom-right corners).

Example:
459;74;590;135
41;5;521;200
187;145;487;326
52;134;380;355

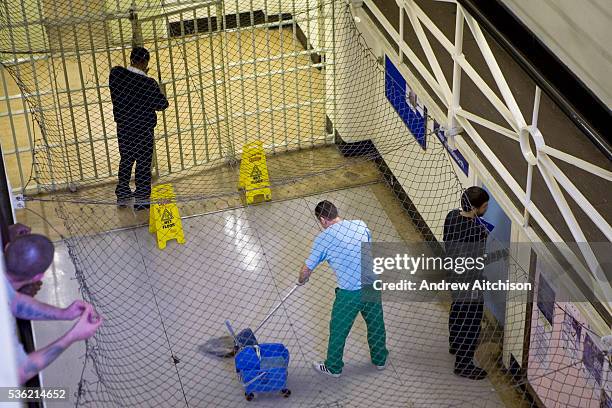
32;185;509;407
15;146;381;242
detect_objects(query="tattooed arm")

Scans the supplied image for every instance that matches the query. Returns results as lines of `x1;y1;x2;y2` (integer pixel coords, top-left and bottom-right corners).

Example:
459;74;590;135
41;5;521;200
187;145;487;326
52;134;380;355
10;291;89;321
18;337;71;384
17;305;103;384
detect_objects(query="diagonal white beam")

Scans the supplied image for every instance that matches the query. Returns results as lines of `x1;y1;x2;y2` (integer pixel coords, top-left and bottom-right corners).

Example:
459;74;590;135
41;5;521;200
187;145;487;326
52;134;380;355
538;144;612;182
455;108;518;141
454;117;526;201
404;0;452;104
463;11;527;129
455;130;612;315
368;0;612;273
536;160;611;295
454;102;612;293
362;0;612;312
454;115;612;255
454;55;519;132
538;154;612;242
397;0;521;133
406;0;454;54
453;122;612;307
399;43;449;106
362;2;449;106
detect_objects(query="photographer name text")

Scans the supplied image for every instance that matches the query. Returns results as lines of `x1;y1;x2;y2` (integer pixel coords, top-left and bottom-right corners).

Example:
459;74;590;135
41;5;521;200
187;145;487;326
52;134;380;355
372;279;532;292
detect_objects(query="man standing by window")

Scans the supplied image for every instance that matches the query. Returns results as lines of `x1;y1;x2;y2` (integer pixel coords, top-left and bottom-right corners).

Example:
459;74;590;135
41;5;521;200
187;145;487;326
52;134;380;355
443;186;490;380
109;47;168;210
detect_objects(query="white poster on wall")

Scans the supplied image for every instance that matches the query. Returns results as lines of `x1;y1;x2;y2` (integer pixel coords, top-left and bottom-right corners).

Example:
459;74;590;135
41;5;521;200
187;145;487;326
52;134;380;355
583;333;604;388
532;307;553;369
560;305;583;362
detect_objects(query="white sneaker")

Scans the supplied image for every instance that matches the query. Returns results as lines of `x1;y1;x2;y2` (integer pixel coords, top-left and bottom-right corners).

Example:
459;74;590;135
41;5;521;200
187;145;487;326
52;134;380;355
375;359;388;371
312;361;341;378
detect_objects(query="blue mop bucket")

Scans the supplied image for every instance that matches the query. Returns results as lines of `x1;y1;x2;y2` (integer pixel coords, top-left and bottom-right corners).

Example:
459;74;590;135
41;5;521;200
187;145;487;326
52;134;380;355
235;343;291;401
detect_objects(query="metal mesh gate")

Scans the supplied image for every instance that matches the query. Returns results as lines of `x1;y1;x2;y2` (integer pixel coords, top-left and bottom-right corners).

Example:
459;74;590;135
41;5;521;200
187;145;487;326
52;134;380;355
0;0;332;194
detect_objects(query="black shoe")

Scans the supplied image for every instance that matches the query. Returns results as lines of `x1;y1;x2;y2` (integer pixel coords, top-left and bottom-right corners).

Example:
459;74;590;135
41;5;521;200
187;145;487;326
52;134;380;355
454;364;487;380
134;203;150;211
116;190;134;208
117;197;130;208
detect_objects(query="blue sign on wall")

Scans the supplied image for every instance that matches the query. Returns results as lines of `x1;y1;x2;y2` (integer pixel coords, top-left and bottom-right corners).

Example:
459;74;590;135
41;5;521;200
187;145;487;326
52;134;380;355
384;56;427;149
476;218;495;232
433;121;469;176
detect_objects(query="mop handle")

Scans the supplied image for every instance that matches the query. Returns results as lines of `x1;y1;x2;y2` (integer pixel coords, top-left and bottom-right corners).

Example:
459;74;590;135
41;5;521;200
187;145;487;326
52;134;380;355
253;284;299;334
225;320;237;340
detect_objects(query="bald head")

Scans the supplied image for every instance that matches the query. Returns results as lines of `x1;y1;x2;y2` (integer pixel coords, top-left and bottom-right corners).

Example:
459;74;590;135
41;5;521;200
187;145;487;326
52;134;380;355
5;234;54;282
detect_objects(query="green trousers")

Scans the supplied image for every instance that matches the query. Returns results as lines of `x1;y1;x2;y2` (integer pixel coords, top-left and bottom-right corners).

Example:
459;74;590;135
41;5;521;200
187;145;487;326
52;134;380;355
325;286;389;374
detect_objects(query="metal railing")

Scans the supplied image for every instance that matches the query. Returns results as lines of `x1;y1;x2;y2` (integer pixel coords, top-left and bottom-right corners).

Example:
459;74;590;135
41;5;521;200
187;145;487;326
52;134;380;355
356;0;611;318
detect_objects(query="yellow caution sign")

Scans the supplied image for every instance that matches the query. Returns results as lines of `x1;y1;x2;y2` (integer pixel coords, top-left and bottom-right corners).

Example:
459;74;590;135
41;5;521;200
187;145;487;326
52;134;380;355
238;140;272;205
149;183;186;249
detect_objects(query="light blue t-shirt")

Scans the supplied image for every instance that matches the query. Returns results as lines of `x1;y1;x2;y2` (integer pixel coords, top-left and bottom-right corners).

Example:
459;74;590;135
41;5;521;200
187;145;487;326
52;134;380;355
4;275;27;366
305;220;371;291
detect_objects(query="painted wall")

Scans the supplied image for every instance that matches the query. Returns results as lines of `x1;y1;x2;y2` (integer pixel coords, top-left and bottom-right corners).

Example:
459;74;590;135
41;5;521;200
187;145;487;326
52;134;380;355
527;264;607;407
0;0;46;57
502;225;530;370
500;0;612;108
330;4;466;240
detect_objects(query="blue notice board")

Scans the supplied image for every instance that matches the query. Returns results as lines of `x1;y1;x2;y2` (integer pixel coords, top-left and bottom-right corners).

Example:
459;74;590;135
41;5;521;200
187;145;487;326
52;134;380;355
433;121;469;176
385;56;427;149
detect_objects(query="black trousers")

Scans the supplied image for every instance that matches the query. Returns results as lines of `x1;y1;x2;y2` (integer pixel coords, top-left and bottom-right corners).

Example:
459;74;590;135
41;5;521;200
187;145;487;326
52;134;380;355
115;124;154;202
449;300;484;370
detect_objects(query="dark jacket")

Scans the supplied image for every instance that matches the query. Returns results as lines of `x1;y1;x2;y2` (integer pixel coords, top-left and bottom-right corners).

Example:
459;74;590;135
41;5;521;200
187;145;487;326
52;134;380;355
109;66;169;129
443;209;489;295
443;209;488;256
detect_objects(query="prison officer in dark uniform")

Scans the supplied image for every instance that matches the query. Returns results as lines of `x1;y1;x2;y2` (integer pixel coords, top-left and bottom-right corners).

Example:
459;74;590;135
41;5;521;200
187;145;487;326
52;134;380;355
443;186;490;380
109;47;168;210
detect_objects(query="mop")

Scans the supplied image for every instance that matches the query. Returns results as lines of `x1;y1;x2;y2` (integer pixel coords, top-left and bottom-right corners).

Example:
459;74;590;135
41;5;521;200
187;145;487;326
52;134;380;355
199;284;299;358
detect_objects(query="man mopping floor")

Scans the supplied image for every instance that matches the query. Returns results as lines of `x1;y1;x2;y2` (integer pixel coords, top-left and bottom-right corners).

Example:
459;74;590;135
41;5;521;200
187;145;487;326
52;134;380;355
298;200;388;378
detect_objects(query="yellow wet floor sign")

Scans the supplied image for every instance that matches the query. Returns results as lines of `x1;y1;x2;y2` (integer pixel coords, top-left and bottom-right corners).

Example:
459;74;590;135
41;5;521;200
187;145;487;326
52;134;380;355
149;183;186;249
238;140;272;205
